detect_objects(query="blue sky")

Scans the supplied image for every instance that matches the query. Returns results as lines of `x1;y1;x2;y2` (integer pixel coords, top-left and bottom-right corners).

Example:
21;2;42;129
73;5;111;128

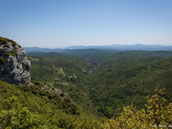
0;0;172;48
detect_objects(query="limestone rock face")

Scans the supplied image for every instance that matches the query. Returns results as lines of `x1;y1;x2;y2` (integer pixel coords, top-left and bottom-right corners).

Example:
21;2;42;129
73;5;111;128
0;37;31;85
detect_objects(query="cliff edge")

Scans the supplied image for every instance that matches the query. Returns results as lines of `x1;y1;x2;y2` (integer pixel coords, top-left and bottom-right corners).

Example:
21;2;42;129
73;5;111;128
0;37;31;85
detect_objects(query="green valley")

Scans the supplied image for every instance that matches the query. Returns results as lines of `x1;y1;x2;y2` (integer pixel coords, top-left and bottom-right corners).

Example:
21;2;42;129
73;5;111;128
29;50;172;118
1;46;172;128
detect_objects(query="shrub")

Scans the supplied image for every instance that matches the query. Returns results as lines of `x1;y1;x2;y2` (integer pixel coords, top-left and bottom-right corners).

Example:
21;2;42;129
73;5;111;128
103;87;172;129
0;56;6;63
3;44;9;48
0;96;42;129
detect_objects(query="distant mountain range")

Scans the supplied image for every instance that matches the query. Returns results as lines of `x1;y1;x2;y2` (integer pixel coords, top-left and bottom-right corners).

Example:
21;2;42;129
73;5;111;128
24;47;64;53
24;44;172;53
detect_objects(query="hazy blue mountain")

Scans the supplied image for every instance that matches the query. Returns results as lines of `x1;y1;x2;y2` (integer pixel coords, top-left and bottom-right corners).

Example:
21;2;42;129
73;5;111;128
24;47;64;53
67;44;172;50
24;44;172;53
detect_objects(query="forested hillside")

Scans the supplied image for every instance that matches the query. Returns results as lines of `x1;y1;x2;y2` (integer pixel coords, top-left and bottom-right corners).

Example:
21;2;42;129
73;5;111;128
29;50;172;118
1;50;172;128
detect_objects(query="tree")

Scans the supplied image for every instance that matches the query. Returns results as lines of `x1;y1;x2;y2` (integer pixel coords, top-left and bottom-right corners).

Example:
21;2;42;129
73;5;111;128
0;96;41;129
103;87;172;129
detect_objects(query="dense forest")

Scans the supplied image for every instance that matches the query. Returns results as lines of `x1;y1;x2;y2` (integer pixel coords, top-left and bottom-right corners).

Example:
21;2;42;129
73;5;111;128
29;50;172;117
1;50;172;128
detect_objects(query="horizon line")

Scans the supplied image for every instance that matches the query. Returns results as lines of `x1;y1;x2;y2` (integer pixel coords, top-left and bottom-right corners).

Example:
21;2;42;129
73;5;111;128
23;43;172;49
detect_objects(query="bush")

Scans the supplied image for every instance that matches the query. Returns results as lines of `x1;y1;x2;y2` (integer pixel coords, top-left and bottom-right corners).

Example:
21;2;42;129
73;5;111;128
0;56;6;63
0;96;42;129
103;87;172;129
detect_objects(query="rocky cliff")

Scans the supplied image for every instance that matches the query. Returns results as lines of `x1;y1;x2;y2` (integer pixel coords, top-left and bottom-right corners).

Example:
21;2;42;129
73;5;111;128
0;37;31;85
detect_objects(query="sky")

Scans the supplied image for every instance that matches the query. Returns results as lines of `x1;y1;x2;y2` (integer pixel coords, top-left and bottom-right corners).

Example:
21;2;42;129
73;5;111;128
0;0;172;48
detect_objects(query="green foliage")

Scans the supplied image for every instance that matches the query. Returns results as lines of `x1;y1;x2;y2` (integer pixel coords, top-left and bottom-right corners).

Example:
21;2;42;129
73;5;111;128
4;52;11;57
0;37;10;45
2;47;172;128
103;88;172;129
11;50;18;56
0;96;41;129
11;42;17;47
29;53;96;114
1;80;172;129
29;51;172;118
0;36;17;47
3;50;18;57
0;56;6;63
1;49;172;128
0;81;102;128
88;54;172;117
3;44;9;48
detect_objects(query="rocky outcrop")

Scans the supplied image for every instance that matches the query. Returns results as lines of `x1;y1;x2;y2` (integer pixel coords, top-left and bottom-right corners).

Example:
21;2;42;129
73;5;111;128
0;37;31;85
